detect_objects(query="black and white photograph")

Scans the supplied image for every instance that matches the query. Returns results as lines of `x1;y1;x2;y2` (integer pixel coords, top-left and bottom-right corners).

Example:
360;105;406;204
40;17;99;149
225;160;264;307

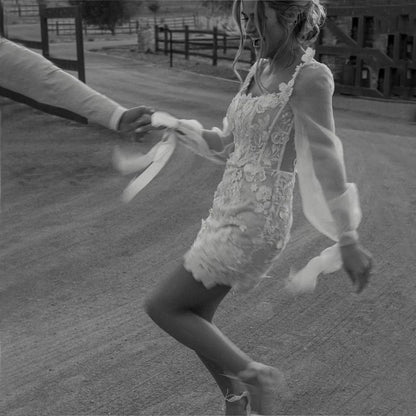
1;0;415;415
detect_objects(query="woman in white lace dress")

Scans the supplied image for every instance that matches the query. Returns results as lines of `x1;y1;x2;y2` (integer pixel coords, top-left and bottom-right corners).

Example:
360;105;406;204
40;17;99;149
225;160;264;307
144;1;372;414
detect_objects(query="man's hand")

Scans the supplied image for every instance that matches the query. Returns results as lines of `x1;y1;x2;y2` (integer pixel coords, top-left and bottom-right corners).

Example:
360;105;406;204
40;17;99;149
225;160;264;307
340;243;373;294
117;106;154;134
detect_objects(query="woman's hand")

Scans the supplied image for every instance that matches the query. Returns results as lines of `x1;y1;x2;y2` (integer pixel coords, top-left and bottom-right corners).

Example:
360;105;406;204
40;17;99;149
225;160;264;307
340;243;373;293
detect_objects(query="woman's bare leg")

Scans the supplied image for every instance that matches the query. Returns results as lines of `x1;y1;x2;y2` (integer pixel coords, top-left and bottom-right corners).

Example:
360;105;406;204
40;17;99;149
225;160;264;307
144;264;281;414
144;264;251;414
191;297;248;415
144;264;252;374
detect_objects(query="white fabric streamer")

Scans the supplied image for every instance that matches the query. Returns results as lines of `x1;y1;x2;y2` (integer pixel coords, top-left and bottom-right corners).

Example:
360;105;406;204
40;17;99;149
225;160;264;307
286;244;343;293
117;138;176;203
113;112;226;202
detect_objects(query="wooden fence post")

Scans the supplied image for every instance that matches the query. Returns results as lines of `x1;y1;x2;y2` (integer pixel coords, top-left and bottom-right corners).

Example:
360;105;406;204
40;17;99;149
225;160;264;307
169;29;173;68
39;5;50;58
213;26;218;66
223;32;227;54
354;16;365;89
0;2;5;37
75;5;85;82
155;24;159;52
164;24;168;55
185;25;189;60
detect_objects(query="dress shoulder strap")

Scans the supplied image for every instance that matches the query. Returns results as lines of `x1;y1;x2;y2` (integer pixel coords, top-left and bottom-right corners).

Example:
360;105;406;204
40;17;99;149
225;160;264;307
283;48;316;101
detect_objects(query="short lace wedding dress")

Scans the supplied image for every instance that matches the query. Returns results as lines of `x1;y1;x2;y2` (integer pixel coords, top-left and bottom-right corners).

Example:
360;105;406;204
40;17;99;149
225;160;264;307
184;49;320;291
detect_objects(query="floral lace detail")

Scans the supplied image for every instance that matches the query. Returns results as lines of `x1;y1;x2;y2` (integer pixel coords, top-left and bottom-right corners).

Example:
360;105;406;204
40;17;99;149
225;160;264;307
184;49;315;292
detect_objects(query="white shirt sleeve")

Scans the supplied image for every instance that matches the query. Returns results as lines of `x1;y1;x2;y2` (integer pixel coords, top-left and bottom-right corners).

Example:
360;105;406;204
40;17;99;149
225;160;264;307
0;37;126;130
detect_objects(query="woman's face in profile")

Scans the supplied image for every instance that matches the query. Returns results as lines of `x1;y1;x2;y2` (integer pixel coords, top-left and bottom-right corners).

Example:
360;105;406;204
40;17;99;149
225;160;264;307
241;0;286;59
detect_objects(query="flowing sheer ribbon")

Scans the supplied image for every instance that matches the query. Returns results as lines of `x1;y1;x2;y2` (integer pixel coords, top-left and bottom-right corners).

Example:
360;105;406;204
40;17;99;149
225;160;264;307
113;112;225;202
113;137;176;203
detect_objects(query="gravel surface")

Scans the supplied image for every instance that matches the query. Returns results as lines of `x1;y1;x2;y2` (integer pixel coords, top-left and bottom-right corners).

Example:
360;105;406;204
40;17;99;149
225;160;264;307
1;45;416;416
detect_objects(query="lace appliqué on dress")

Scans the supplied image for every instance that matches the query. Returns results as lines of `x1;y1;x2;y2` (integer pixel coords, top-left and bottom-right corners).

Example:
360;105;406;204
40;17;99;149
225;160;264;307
184;49;315;291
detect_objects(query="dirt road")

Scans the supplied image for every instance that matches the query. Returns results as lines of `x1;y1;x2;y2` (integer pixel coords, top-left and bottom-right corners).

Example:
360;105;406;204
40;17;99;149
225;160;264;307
1;49;416;416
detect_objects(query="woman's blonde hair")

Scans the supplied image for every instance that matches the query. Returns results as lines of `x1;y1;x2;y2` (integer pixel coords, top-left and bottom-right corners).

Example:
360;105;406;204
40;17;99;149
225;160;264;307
232;0;326;84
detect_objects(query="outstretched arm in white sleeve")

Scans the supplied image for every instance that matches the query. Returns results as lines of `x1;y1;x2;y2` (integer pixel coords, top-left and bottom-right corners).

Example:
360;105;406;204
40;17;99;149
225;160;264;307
0;37;152;133
291;63;372;293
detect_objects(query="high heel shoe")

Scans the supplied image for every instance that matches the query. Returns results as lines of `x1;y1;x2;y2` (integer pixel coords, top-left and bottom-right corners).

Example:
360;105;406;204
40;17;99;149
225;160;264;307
238;362;291;415
225;390;249;415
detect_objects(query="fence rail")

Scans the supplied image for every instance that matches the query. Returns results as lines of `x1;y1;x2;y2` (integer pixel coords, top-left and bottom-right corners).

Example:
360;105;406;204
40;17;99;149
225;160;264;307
47;19;140;36
6;2;38;17
44;15;198;37
142;15;197;30
155;25;254;67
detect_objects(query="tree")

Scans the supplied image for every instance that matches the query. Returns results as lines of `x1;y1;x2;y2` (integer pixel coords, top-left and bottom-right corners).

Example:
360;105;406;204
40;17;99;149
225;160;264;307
69;0;141;35
201;0;234;16
147;1;160;26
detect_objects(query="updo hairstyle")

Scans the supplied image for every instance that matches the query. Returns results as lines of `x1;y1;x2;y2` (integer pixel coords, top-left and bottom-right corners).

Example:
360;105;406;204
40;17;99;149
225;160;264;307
232;0;326;81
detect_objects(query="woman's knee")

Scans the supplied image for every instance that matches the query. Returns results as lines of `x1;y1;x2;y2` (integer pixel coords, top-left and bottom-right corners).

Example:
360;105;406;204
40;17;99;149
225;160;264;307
144;293;169;324
144;264;229;323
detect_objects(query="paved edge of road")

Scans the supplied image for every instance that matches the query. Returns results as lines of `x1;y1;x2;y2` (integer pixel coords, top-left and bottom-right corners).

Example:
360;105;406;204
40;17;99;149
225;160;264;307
177;67;416;123
166;66;416;123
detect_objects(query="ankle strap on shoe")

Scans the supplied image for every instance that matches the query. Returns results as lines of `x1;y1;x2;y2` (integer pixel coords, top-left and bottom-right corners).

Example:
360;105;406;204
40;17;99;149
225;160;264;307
225;390;248;403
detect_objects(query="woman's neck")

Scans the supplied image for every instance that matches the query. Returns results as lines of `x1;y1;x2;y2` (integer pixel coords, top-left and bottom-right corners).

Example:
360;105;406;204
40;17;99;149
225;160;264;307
271;47;304;69
251;48;304;95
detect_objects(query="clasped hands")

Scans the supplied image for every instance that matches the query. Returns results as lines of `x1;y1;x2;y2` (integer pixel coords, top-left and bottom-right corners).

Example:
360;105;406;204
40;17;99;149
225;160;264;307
117;106;162;138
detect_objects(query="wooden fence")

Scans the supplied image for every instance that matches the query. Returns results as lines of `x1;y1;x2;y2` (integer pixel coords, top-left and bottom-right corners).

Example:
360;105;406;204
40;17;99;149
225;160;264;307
2;5;85;80
155;25;254;67
47;19;140;37
45;15;198;37
143;15;197;30
5;1;38;17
